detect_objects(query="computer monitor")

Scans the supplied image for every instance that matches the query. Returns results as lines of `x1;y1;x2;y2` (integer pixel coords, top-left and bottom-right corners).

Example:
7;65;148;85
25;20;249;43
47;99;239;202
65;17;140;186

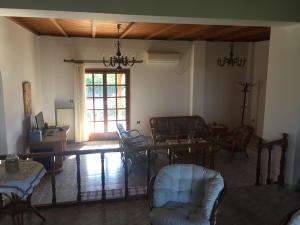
35;112;45;131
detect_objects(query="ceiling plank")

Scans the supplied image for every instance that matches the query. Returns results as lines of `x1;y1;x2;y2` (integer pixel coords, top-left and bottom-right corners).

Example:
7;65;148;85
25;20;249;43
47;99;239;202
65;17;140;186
199;26;247;41
220;27;269;41
169;25;207;40
145;24;178;40
50;18;68;37
120;22;135;38
7;17;41;35
91;20;96;38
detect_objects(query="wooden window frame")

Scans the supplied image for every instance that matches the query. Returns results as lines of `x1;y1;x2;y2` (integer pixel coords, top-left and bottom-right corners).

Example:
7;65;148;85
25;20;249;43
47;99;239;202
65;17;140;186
85;68;130;141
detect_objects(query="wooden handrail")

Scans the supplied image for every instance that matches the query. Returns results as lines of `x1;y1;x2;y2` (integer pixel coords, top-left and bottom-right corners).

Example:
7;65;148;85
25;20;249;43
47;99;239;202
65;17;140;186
0;142;216;208
255;133;288;186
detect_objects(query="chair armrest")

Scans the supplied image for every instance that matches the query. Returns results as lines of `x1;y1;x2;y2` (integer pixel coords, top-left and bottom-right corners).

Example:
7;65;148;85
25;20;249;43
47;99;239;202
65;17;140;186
148;173;158;210
127;129;142;137
209;184;226;225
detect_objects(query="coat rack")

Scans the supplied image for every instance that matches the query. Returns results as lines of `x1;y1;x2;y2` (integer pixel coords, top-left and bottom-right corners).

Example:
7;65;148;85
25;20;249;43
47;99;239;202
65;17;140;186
239;82;255;125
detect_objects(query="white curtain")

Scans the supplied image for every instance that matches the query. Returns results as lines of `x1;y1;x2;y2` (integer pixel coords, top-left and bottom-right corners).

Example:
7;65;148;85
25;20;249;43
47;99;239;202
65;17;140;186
74;63;88;142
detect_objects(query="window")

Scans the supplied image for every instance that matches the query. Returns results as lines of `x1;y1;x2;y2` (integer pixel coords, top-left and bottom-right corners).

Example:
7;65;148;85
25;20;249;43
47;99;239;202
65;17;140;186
85;69;130;140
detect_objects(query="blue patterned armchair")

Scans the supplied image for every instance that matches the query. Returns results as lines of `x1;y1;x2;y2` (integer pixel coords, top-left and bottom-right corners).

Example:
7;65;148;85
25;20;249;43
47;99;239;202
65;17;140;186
149;164;224;225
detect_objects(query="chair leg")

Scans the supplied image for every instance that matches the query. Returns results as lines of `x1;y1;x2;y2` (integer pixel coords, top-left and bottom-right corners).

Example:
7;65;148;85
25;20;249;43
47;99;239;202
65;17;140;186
230;147;235;163
244;150;249;159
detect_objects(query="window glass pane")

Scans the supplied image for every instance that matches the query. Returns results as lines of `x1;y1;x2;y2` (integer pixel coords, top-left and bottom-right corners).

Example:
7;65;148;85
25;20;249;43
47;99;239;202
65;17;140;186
107;110;116;120
107;86;116;97
117;86;126;97
117;98;126;108
107;121;117;132
107;98;116;109
117;121;127;130
117;74;126;85
94;74;103;85
94;98;103;109
87;122;94;134
118;109;126;120
95;122;104;132
86;98;93;109
86;110;94;122
107;73;116;85
86;86;93;97
85;74;93;85
95;110;104;121
94;86;103;97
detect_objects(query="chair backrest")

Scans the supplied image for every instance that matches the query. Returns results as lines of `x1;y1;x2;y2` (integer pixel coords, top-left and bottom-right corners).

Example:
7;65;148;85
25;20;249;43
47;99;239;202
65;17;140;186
153;164;224;219
232;125;254;147
149;116;210;138
116;123;128;138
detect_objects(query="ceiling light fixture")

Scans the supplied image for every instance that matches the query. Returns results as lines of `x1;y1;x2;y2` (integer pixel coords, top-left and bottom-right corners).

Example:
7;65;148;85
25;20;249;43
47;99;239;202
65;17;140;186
64;24;142;70
217;43;247;67
102;24;143;70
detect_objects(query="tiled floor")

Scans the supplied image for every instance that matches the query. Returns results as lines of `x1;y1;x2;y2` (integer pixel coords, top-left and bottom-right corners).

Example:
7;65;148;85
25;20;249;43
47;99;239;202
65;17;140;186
2;185;300;225
31;140;259;205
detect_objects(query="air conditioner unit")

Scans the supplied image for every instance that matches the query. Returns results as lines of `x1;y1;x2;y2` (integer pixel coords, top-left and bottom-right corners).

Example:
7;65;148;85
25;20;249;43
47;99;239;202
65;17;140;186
146;52;180;64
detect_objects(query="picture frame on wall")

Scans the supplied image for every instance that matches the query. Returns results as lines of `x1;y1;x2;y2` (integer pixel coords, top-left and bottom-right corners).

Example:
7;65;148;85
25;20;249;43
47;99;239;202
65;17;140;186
22;81;32;117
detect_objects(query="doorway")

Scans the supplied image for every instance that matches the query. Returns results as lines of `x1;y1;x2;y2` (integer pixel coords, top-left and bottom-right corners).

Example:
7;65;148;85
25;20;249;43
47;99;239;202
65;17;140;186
85;69;130;140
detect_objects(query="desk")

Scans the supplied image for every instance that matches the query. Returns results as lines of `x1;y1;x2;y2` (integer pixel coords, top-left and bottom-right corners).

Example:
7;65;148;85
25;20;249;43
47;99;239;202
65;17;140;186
0;160;46;225
29;126;69;172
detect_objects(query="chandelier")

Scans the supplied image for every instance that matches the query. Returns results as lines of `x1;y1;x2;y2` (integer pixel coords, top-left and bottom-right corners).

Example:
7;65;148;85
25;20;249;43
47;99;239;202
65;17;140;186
217;43;247;67
102;24;143;70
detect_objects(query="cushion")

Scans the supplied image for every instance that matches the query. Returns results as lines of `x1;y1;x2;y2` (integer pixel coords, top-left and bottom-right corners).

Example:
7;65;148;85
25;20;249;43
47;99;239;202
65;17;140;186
288;209;300;225
153;164;224;219
151;203;210;225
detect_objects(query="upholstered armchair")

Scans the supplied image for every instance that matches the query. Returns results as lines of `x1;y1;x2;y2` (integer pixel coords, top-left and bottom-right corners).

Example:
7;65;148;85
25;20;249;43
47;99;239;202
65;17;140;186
279;208;300;225
148;164;224;225
217;125;254;162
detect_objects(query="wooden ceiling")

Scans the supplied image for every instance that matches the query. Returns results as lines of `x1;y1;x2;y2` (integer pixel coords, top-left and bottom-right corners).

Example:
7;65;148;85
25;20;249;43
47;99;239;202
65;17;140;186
8;17;270;42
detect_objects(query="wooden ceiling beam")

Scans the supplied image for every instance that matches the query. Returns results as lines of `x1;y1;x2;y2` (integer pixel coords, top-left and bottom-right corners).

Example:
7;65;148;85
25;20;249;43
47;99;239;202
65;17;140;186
7;17;41;35
220;27;269;41
120;22;135;39
91;20;96;38
169;25;207;40
50;18;68;37
232;30;270;42
145;24;178;40
199;26;247;41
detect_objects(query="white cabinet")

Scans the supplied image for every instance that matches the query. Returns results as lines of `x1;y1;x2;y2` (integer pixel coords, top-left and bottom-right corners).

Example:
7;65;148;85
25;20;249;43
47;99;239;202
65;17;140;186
56;108;75;141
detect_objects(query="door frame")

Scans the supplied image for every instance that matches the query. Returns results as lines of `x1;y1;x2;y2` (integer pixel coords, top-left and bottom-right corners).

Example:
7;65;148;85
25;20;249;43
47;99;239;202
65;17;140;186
85;68;130;141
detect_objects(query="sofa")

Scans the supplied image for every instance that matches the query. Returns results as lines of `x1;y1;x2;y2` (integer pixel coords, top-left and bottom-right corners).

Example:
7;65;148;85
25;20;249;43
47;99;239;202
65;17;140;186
149;116;210;145
149;164;225;225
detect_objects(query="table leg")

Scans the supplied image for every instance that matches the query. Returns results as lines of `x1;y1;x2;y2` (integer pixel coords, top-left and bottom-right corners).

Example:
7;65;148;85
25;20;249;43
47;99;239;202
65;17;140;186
1;193;45;225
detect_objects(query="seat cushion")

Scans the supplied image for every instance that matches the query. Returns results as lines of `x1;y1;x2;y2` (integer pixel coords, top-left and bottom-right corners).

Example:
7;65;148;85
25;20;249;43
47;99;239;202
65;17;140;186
151;202;210;225
153;164;224;220
288;209;300;225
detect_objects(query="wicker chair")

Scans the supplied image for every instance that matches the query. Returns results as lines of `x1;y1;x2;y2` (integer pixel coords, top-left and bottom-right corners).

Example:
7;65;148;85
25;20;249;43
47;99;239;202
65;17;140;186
218;125;254;162
148;164;225;225
279;208;300;225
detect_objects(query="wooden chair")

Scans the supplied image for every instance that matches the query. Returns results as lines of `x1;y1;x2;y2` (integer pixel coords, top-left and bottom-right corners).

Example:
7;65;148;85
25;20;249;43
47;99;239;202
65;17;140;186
217;125;254;162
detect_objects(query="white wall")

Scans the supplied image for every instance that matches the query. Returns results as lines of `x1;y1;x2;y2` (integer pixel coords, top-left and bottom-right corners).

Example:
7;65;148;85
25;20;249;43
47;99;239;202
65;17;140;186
37;37;193;135
263;24;300;186
203;42;250;128
0;71;7;153
249;41;269;136
189;41;206;116
0;18;40;154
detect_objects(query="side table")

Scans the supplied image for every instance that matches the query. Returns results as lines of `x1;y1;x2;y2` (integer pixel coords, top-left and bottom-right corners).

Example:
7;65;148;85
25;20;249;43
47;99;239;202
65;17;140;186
0;160;46;225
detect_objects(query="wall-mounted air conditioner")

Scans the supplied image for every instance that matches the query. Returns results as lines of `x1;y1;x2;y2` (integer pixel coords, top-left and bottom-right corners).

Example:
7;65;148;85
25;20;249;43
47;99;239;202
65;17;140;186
146;51;180;64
